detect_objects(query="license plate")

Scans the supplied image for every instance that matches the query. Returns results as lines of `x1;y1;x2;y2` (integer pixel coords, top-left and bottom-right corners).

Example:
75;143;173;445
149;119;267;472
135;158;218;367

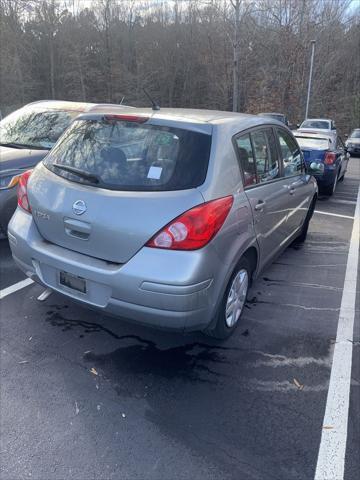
59;271;86;294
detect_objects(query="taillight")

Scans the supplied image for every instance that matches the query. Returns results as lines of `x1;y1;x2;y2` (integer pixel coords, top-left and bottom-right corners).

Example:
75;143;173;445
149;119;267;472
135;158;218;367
324;152;336;165
146;196;234;250
104;114;149;123
17;170;33;213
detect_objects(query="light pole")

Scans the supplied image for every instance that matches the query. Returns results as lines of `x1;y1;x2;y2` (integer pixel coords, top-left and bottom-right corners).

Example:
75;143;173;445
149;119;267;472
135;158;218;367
305;40;316;119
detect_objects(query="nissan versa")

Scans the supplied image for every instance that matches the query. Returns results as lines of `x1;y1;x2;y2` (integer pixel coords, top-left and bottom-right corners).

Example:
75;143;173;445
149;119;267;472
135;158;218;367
8;107;318;338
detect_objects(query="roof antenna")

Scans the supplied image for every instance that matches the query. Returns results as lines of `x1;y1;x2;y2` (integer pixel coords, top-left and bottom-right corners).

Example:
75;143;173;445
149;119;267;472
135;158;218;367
143;88;160;111
119;96;125;105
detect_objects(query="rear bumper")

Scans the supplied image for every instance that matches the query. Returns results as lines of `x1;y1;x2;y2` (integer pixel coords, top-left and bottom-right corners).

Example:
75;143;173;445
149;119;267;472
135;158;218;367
313;169;337;188
8;208;221;332
0;187;17;236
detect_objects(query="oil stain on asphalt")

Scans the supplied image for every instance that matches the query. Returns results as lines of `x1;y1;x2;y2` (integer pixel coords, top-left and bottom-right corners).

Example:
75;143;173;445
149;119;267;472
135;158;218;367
42;305;333;480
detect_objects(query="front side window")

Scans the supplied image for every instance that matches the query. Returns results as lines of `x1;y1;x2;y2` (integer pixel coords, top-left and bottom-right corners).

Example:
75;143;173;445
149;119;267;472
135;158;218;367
0;107;78;150
251;129;280;183
44;118;211;191
276;129;303;176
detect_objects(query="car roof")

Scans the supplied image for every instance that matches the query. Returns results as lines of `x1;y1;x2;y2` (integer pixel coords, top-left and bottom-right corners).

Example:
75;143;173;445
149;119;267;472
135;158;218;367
80;106;283;129
25;100;96;112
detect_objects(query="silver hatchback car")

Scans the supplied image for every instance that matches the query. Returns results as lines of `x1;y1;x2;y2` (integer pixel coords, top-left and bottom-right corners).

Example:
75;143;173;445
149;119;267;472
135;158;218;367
8;107;317;338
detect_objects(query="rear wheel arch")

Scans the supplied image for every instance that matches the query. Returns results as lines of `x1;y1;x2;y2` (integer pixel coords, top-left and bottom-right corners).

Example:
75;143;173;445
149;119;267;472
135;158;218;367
205;244;258;337
241;246;258;282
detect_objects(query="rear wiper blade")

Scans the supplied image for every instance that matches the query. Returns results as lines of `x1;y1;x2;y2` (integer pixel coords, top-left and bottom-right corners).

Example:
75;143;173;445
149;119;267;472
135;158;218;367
51;163;101;184
0;142;50;150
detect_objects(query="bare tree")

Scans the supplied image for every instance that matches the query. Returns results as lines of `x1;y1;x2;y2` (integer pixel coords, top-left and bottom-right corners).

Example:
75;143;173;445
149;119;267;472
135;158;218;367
0;0;358;131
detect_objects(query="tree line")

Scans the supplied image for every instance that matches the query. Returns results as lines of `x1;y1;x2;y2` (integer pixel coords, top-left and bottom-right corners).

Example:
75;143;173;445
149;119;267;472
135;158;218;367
0;0;359;133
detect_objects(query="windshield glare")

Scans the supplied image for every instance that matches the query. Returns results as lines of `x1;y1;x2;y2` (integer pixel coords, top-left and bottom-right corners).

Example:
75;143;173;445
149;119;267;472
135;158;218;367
44;119;211;191
0;107;78;149
300;120;330;130
295;136;330;150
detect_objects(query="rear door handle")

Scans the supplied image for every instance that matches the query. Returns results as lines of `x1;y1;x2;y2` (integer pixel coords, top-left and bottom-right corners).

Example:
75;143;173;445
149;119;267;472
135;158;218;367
254;200;266;211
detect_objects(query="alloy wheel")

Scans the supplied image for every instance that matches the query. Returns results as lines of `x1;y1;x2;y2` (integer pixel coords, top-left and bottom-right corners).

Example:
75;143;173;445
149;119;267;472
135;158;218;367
225;269;249;328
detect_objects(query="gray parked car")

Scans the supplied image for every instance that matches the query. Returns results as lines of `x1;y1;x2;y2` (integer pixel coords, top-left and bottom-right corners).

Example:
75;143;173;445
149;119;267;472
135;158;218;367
0;100;94;235
8;108;317;338
345;128;360;156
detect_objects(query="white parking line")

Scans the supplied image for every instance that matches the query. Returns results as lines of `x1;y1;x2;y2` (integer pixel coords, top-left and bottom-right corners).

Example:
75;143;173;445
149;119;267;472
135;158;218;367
314;210;354;220
0;278;34;300
328;199;357;205
315;185;360;480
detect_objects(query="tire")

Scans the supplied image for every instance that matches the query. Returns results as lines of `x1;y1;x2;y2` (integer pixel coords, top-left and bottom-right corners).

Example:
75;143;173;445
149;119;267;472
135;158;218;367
205;257;252;340
295;195;316;244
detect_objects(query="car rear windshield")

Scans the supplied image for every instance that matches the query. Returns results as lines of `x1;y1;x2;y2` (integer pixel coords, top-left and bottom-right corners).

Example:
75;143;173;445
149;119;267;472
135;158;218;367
300;120;330;129
295;136;330;150
44;118;212;191
0;106;79;150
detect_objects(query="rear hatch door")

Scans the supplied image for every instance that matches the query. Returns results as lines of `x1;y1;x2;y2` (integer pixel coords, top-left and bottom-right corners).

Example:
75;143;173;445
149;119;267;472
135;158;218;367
28;115;211;264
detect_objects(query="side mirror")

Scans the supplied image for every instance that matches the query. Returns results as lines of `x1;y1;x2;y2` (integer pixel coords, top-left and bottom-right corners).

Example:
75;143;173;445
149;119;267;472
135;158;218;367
345;134;348;138
296;123;300;128
307;161;324;175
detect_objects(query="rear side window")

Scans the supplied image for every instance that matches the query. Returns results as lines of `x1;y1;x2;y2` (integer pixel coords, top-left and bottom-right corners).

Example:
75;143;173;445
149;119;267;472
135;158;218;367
251;129;280;183
276;129;303;176
44;119;211;191
235;134;257;187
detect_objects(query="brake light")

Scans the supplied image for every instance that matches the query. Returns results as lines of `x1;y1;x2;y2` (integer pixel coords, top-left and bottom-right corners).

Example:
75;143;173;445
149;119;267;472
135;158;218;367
146;196;234;250
104;114;149;123
324;152;336;165
17;170;33;213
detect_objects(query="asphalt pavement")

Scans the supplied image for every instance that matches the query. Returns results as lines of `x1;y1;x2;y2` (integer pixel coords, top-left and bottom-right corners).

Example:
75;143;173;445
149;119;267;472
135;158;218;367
0;159;359;480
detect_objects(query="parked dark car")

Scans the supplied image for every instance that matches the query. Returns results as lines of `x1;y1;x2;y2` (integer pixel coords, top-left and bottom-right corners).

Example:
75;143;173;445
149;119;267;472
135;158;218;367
258;112;289;126
345;128;360;156
0;100;94;236
294;131;349;195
